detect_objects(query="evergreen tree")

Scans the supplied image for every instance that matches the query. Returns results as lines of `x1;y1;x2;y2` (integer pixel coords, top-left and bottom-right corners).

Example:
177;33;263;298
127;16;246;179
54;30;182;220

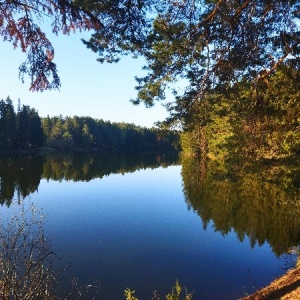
0;97;17;150
28;109;44;147
17;105;31;149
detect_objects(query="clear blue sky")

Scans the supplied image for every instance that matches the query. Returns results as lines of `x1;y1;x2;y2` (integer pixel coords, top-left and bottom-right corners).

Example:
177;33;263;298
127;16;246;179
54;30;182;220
0;30;169;128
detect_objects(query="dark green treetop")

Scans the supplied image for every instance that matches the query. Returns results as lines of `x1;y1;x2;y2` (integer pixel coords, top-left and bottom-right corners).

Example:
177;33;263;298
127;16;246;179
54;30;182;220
131;1;300;123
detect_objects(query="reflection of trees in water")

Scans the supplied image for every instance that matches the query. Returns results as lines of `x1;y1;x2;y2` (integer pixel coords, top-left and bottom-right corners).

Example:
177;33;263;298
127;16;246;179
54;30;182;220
0;151;179;206
43;151;178;181
181;155;300;256
0;156;45;206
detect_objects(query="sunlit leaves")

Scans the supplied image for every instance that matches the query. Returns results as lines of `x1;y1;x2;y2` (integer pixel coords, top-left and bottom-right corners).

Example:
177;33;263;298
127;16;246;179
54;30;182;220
180;61;300;161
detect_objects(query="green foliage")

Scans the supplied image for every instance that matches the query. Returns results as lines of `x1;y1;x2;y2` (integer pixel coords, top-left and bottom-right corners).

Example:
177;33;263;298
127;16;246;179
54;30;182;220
124;281;193;300
80;0;151;64
17;105;44;149
166;280;193;300
0;97;179;154
132;1;300;118
124;288;138;300
180;64;300;162
4;0;300;97
0;97;16;150
41;115;179;152
3;0;300;148
0;98;44;152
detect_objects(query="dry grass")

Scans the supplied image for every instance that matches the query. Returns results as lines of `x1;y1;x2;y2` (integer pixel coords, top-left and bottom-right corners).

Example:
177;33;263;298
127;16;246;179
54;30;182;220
239;268;300;300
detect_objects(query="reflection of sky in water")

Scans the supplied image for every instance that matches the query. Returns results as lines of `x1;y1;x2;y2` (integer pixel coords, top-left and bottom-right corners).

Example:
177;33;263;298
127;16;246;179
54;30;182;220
3;166;287;300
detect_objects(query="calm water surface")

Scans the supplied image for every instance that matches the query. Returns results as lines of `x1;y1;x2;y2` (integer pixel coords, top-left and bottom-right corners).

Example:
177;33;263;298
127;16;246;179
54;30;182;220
0;153;298;299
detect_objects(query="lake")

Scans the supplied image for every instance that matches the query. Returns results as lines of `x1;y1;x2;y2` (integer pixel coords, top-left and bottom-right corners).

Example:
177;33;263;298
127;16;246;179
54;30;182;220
0;152;299;299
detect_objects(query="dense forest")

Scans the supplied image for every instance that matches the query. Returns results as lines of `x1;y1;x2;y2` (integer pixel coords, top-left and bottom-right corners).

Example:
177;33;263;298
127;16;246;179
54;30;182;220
2;1;300;163
2;60;300;162
0;97;179;153
0;98;44;151
180;64;300;162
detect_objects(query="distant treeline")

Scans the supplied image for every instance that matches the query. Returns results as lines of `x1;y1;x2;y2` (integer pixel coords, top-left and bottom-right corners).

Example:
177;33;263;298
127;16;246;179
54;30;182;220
0;97;44;151
0;97;179;152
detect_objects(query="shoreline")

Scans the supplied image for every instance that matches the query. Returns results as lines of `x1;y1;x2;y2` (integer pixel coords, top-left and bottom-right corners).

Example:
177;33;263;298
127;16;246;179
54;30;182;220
239;267;300;300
